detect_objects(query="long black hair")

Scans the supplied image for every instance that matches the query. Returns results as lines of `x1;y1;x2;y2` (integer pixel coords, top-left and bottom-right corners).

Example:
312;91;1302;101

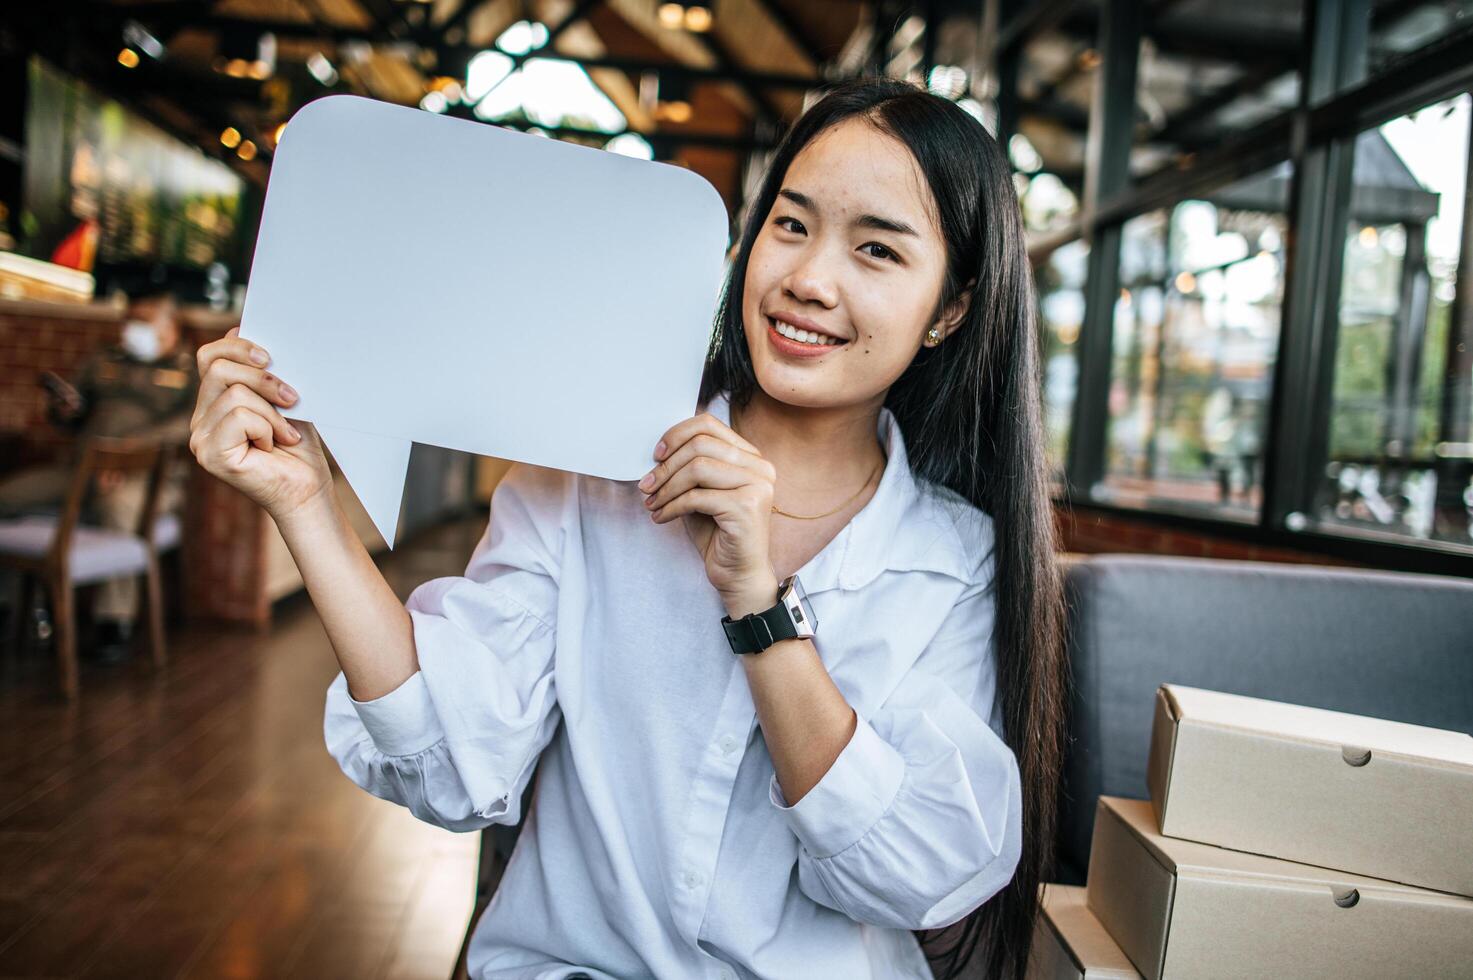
699;77;1068;980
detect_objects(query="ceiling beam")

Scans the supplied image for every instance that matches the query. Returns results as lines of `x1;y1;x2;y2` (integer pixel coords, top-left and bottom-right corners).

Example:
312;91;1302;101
750;0;825;66
437;0;493;40
472;113;778;151
1149;62;1286;147
1055;9;1300;68
997;0;1076;56
689;27;786;127
192;15;823;90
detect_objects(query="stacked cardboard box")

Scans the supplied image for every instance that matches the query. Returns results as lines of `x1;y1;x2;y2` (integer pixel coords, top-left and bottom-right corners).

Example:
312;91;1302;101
1028;883;1141;979
1028;684;1473;979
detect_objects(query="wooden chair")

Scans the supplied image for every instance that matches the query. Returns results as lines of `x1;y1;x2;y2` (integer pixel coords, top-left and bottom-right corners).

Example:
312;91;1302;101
0;436;174;699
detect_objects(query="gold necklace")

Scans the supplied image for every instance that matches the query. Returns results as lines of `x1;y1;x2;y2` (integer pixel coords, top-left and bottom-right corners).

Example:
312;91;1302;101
772;455;885;520
731;405;885;520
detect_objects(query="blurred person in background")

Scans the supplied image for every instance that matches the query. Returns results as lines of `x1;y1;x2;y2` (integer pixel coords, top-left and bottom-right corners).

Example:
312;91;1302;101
0;286;198;662
1200;385;1261;506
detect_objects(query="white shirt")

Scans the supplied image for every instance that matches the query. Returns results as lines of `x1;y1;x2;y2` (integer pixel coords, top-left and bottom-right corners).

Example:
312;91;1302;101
324;389;1021;980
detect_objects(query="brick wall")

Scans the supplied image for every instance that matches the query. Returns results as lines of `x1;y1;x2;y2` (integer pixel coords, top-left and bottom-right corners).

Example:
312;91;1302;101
0;300;124;464
182;463;270;627
1054;502;1364;568
0;298;271;627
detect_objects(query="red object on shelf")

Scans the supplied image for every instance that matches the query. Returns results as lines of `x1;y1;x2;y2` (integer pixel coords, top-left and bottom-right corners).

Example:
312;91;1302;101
49;218;100;272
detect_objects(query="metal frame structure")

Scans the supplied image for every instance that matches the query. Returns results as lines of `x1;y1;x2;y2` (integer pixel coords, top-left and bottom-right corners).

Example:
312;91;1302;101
1003;0;1473;576
0;1;826;183
4;1;1471;575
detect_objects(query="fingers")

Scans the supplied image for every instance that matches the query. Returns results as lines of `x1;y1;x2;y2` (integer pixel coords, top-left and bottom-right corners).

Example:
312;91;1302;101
196;401;277;467
197;329;271;383
192;382;300;456
653;483;770;525
194;356;299;429
645;454;754;518
641;431;772;498
653;412;760;462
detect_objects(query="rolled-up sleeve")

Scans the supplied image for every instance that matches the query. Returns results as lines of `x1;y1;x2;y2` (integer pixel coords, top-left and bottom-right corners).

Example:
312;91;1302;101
324;461;573;833
768;570;1021;931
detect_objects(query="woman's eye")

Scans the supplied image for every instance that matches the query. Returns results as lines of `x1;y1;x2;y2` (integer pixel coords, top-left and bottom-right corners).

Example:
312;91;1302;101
861;243;898;262
774;217;804;234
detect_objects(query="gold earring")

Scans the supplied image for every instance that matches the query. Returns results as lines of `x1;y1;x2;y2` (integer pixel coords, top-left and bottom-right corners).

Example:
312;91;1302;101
926;327;941;346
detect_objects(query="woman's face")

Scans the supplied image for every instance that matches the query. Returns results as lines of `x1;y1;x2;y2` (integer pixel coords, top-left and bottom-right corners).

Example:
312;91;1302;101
741;117;969;410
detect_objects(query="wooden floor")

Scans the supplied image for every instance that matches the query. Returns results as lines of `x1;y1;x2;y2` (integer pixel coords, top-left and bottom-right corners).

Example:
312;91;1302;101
0;517;488;980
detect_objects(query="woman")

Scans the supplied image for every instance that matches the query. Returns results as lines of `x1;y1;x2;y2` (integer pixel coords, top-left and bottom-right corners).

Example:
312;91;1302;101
187;77;1066;980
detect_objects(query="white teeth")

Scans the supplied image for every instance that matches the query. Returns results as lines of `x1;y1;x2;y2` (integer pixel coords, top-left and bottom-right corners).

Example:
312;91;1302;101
772;319;841;346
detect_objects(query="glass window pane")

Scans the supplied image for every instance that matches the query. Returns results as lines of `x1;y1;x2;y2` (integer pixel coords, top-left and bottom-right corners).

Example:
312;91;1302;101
1096;163;1291;520
1037;239;1089;480
1314;93;1471;548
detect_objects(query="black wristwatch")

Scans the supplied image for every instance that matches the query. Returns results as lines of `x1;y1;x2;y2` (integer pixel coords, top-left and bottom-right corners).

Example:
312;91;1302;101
721;574;818;655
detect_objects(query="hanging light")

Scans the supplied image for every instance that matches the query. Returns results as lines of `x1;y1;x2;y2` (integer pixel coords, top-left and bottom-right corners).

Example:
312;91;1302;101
657;1;713;32
683;1;713;31
643;72;693;124
118;20;163;68
236;140;258;161
427;76;464;102
306;52;338;87
219;127;242;149
214;26;276;80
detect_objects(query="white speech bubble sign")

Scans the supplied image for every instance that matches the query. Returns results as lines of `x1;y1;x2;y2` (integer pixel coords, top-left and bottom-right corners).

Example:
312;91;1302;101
237;95;730;546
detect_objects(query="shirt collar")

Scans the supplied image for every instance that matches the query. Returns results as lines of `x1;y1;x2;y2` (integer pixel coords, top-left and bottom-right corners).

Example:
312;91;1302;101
702;390;983;595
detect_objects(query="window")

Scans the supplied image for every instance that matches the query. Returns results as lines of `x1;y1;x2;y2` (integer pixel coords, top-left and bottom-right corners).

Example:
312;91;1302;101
1037;239;1089;480
997;0;1473;568
1097;164;1290;521
1313;93;1471;547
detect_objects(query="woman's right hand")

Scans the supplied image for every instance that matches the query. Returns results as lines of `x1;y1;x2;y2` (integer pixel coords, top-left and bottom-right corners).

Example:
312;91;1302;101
189;326;334;521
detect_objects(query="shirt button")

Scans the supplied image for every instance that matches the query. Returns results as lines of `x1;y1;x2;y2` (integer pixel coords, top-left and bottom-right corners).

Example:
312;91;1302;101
683;870;704;889
719;970;735;980
719;734;738;755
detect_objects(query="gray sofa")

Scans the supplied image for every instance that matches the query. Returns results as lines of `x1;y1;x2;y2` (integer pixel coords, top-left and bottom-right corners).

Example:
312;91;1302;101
453;552;1473;974
1056;553;1473;883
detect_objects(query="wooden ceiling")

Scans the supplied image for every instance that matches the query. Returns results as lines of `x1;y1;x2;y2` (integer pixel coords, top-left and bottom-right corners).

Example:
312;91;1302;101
30;0;880;214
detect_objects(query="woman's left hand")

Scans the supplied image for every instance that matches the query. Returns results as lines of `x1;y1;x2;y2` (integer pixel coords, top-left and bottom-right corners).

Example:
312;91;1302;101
640;412;780;618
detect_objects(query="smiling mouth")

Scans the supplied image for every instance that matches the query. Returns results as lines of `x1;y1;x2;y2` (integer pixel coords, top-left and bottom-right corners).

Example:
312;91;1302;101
767;316;848;347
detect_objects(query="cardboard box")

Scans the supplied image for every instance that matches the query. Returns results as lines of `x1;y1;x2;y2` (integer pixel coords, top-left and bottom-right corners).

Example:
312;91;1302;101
1085;797;1473;980
1028;884;1140;980
1146;684;1473;897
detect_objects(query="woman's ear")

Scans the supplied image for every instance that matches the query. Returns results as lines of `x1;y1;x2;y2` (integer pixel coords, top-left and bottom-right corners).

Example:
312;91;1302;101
933;277;977;342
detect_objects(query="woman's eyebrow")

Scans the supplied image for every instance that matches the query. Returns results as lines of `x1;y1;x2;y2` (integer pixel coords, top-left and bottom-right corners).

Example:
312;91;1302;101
778;188;920;238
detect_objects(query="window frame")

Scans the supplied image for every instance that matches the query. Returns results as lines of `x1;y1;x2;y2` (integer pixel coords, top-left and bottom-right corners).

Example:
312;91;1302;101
1006;0;1473;576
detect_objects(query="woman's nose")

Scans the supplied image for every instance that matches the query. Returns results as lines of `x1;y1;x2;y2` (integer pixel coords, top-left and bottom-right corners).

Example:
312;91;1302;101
782;264;838;308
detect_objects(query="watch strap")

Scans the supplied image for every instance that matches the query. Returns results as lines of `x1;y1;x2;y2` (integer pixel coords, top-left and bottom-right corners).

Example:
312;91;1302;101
721;580;800;655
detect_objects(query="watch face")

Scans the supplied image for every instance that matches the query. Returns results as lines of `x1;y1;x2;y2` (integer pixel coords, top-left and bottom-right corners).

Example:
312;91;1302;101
781;574;818;637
